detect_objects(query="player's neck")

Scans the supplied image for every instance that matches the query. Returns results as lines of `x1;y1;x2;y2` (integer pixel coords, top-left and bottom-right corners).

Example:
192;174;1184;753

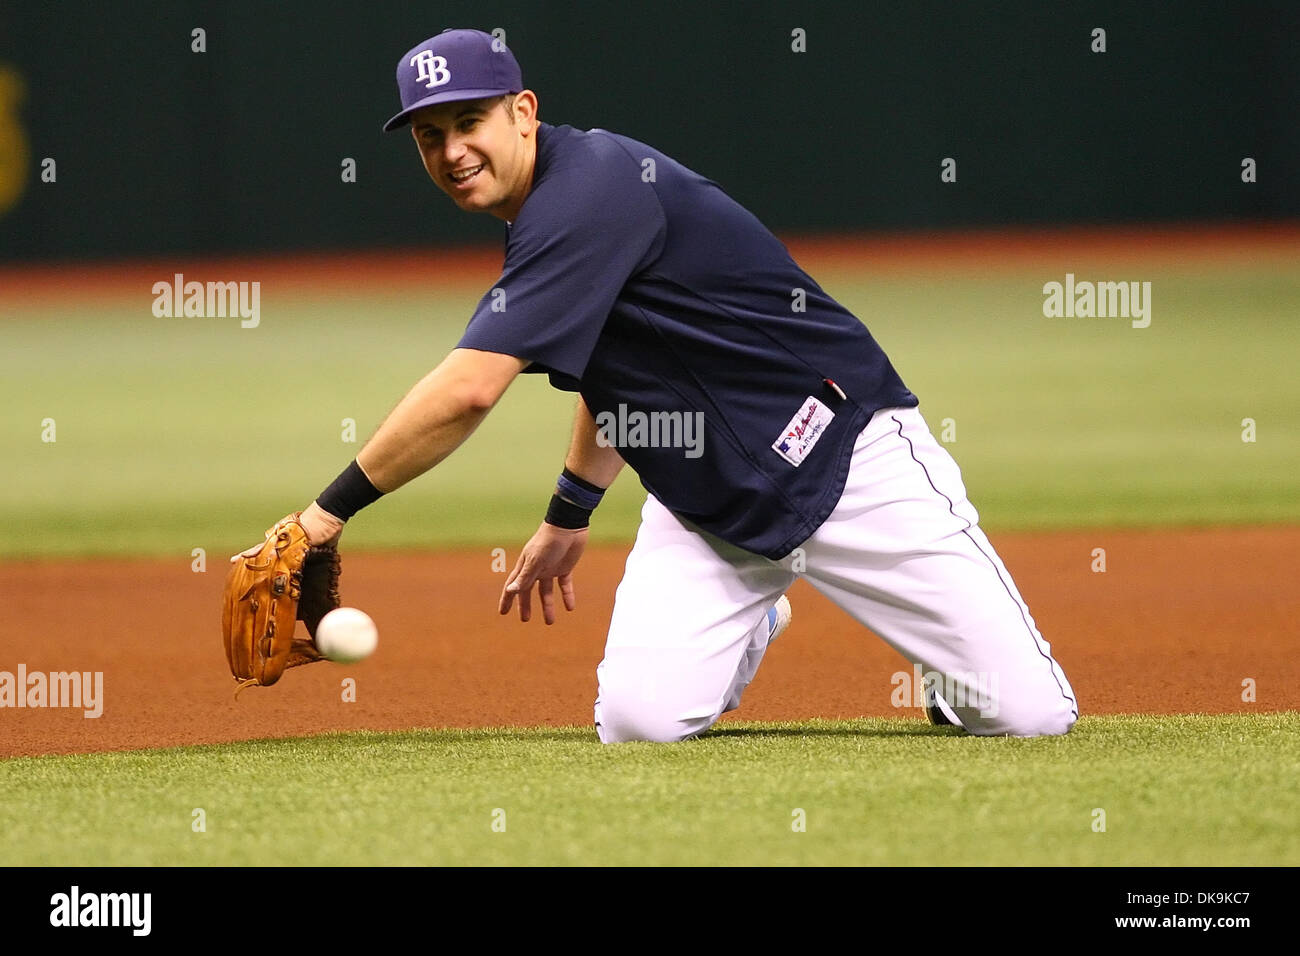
491;132;539;223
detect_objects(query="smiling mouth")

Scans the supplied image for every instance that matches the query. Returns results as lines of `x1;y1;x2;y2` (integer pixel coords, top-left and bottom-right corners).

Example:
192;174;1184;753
449;163;485;187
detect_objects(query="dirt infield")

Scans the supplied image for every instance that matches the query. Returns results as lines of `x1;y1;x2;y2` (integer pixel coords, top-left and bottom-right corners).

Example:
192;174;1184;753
1;526;1295;758
6;222;1299;305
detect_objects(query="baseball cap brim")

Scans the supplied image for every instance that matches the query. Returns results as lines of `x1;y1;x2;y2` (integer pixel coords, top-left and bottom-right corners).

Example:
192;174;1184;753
382;87;515;132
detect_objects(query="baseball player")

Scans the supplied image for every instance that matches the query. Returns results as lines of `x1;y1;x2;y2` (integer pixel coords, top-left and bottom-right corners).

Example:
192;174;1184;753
228;28;1077;740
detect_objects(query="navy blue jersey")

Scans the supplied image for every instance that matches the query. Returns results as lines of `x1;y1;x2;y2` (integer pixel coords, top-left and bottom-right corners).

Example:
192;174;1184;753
458;123;918;559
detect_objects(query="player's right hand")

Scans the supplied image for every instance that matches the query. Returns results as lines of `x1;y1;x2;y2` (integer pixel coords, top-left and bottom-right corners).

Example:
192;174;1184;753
499;522;589;625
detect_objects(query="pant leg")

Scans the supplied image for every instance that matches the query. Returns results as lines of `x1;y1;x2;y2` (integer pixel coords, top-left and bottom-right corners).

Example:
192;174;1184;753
795;406;1079;737
595;495;795;743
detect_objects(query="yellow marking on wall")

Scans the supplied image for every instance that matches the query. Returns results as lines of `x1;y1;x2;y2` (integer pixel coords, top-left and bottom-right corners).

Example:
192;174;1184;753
0;65;31;218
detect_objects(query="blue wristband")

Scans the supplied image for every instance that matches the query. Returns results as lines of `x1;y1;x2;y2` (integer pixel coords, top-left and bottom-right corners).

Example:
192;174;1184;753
546;468;606;529
555;471;605;511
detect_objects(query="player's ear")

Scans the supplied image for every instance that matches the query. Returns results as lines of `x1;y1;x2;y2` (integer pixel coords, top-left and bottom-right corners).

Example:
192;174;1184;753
512;90;539;130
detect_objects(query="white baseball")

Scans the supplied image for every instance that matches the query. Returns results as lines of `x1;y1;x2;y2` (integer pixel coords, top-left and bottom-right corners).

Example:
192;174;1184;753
315;607;378;663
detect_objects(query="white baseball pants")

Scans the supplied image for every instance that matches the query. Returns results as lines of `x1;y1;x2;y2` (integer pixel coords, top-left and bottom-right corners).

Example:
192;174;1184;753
593;405;1078;742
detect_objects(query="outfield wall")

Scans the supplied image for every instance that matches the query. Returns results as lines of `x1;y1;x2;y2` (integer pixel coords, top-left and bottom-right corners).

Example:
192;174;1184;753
1;1;1297;261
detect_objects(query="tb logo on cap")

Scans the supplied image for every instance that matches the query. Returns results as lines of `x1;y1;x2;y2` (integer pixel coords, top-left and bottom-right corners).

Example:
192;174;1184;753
409;50;450;89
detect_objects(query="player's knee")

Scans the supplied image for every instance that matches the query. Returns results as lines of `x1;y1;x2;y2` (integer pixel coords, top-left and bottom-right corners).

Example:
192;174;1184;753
966;696;1077;738
593;680;718;744
1002;706;1075;737
594;697;715;744
596;719;702;744
594;654;724;743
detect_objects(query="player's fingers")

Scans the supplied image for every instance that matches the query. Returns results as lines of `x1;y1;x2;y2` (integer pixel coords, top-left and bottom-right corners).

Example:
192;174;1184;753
503;553;528;593
506;553;539;594
516;584;532;623
538;577;556;626
559;574;576;612
498;583;515;615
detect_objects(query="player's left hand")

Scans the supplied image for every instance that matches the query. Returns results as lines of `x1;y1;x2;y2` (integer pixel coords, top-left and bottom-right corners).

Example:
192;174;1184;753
500;522;589;624
229;502;344;562
221;511;342;692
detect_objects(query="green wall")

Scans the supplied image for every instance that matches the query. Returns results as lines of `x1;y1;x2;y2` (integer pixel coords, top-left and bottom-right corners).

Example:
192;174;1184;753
2;0;1296;261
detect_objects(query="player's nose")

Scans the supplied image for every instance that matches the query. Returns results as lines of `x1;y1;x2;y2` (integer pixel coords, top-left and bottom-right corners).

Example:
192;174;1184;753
441;137;469;165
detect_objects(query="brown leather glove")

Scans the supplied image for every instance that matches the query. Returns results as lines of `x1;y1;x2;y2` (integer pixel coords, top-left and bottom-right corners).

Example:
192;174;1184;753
222;512;341;692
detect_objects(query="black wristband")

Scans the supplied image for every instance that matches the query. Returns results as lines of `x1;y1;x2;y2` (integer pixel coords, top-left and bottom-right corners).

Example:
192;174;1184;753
316;460;383;522
545;493;592;529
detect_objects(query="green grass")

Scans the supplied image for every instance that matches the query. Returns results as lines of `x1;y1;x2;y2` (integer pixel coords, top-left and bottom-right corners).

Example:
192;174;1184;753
821;264;1300;530
1;713;1295;866
2;261;1297;557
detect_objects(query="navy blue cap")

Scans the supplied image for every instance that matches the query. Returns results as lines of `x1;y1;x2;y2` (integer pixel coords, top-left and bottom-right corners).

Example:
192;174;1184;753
383;29;523;132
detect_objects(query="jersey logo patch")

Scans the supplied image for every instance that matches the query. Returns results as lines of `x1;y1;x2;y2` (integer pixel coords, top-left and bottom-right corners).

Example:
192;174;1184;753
771;396;834;467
